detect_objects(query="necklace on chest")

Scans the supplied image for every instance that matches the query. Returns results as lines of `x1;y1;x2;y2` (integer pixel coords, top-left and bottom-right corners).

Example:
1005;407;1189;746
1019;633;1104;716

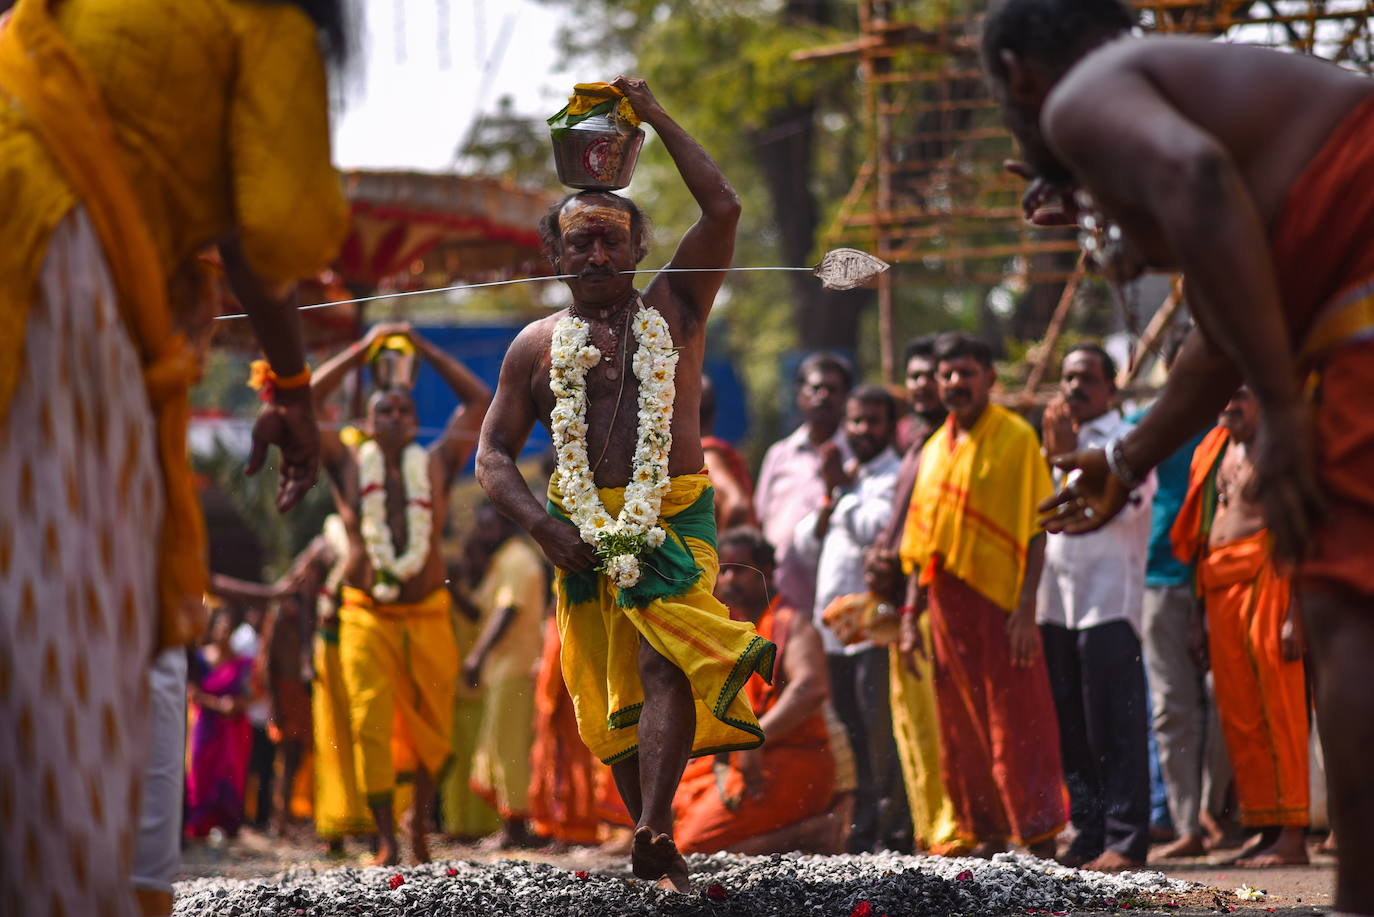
571;301;634;380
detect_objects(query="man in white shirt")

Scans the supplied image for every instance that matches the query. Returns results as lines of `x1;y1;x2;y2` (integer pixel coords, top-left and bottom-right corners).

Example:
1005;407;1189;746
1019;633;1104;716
1037;344;1156;869
793;385;905;852
754;353;854;615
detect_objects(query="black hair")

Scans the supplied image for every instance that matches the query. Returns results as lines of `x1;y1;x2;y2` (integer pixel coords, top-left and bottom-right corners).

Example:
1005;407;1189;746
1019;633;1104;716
981;0;1135;84
795;351;855;392
1064;342;1117;386
933;332;994;369
718;527;776;571
270;0;353;68
849;384;900;426
537;191;651;264
903;334;938;366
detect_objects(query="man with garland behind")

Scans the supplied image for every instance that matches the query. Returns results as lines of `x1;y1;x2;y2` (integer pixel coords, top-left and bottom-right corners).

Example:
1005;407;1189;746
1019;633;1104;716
476;76;772;893
312;322;491;866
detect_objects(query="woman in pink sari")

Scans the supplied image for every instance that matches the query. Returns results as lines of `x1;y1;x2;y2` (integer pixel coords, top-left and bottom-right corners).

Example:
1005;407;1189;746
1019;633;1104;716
185;609;255;839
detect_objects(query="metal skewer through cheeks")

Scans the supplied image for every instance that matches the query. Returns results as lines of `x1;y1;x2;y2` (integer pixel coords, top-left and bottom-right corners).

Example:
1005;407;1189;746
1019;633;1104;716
212;248;890;320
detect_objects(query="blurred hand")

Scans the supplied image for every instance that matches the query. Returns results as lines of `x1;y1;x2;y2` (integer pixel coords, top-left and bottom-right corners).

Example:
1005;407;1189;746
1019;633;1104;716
899;609;927;677
818;442;848;494
532;516;597;573
1005;160;1080;226
1041;396;1078;460
1005;610;1039;668
246;385;320;513
735;748;766;801
864;547;903;604
1039;448;1131;535
462;654;483;690
1250;403;1326;565
367;321;413;344
1280;602;1306;663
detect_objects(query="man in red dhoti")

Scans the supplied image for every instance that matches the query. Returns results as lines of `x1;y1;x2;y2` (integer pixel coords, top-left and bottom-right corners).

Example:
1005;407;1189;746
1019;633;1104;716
1172;388;1308;866
899;333;1066;858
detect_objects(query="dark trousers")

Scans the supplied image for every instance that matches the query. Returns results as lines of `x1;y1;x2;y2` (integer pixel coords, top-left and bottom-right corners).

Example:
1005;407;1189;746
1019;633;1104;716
828;647;912;852
1040;620;1151;862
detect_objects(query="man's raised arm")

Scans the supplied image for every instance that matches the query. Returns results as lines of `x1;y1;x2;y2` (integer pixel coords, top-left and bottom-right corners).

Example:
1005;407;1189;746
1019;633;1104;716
310;322;398;474
476;325;596;573
409;329;492;483
611;76;741;320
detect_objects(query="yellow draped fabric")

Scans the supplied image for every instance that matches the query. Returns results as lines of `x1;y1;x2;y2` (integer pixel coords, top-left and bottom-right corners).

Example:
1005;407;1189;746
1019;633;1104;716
0;0;206;646
900;405;1053;613
339;586;458;801
0;0;349;647
888;629;965;854
549;474;774;765
559;82;641;127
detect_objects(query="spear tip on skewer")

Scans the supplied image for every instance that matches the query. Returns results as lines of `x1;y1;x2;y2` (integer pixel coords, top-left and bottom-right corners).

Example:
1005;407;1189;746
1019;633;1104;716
812;248;890;291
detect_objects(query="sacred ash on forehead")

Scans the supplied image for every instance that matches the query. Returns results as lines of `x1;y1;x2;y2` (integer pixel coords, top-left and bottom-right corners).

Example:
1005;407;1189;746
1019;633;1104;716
560;201;632;236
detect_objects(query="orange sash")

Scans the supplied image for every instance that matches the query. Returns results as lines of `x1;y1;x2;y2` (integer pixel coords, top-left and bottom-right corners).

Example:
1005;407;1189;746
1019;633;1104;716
1170;426;1230;573
0;0;206;647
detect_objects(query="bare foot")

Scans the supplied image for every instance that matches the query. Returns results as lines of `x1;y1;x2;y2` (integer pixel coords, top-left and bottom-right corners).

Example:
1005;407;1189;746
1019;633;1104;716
369;837;400;867
1235;828;1309;867
411;829;431;864
1319;831;1337;854
1083;850;1145;871
1199;811;1228;850
1154;834;1207;859
1226;829;1275;863
632;826;691;893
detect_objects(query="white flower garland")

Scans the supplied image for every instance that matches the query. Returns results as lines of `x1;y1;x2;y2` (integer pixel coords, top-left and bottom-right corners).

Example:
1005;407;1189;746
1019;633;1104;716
549;302;677;588
358;439;433;602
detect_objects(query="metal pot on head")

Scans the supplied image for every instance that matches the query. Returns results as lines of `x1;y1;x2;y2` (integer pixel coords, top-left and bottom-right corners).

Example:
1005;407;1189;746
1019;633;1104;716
551;111;645;191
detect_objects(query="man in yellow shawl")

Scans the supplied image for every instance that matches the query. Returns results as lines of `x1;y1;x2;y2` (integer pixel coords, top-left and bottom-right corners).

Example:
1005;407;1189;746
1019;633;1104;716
0;1;349;914
899;333;1067;858
477;78;771;893
311;323;491;867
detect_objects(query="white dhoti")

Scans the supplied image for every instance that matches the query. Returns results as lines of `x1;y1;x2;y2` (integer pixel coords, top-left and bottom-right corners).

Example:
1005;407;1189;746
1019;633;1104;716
0;209;164;917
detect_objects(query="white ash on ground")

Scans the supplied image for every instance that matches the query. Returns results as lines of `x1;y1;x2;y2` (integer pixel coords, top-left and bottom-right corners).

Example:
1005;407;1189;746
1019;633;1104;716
172;851;1194;917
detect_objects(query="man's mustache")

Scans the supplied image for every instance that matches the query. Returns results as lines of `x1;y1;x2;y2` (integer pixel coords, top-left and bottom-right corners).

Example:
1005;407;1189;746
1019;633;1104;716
1066;390;1089;403
578;266;615;279
944;388;971;401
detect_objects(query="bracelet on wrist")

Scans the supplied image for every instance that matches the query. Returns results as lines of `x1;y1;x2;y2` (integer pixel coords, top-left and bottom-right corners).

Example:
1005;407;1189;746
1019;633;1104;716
898;604;918;617
246;359;312;403
1105;436;1144;490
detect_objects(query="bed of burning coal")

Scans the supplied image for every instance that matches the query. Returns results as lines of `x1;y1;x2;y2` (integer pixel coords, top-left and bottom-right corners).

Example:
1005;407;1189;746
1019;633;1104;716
172;850;1198;917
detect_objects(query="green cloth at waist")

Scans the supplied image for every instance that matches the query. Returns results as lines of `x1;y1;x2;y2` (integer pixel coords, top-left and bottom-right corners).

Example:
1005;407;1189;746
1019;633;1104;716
547;484;718;610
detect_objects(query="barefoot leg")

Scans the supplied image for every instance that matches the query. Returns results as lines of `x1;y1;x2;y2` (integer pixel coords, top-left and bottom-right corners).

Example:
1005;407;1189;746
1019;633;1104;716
627;638;695;892
367;798;400;866
1235;826;1309;866
410;766;435;863
1296;586;1374;911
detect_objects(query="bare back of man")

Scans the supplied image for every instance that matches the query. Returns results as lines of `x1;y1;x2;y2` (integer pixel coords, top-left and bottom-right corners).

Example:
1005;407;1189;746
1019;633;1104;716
1044;38;1371;274
477;77;741;892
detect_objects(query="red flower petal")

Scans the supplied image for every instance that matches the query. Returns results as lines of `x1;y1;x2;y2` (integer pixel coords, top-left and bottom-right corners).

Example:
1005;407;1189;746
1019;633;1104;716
852;902;874;917
446;867;458;877
956;870;974;882
388;874;405;890
575;870;589;881
706;883;729;901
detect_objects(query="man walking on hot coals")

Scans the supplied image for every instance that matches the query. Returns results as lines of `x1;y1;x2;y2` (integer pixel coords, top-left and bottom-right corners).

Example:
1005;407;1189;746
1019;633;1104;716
476;77;772;893
312;322;491;865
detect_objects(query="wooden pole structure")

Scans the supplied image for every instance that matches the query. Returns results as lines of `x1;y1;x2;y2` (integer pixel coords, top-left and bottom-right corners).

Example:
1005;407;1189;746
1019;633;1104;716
1021;255;1087;396
1117;275;1185;389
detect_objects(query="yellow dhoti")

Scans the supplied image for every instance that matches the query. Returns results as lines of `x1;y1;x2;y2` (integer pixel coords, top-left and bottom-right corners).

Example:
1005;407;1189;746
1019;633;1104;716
550;474;775;764
888;622;964;853
339;586;458;803
312;623;374;839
